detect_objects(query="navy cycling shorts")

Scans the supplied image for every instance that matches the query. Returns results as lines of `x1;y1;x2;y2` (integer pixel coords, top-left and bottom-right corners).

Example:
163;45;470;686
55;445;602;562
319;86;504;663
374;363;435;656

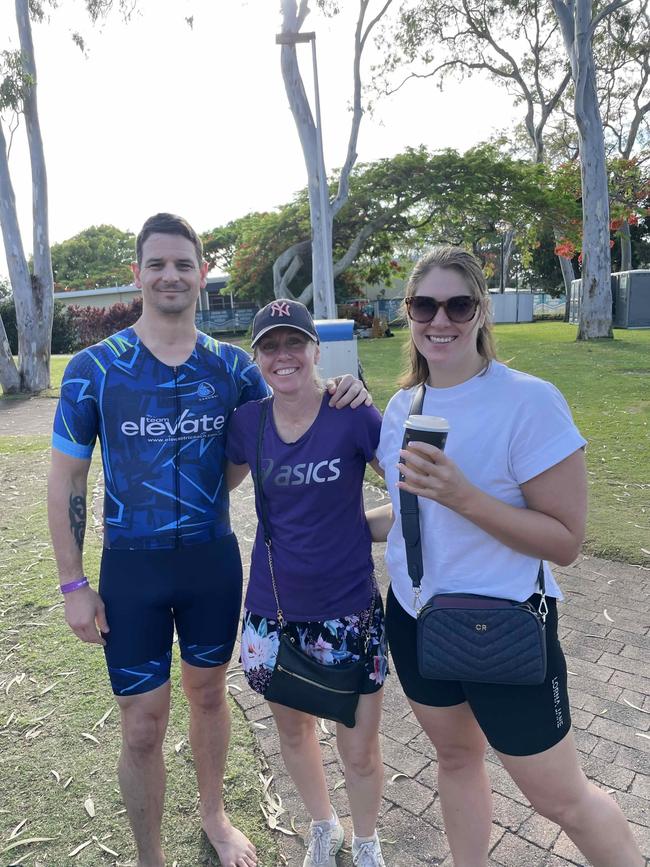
386;585;572;756
99;535;242;697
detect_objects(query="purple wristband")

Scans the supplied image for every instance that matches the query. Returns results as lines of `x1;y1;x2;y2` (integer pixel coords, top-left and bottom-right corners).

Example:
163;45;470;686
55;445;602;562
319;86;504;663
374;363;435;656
60;577;89;594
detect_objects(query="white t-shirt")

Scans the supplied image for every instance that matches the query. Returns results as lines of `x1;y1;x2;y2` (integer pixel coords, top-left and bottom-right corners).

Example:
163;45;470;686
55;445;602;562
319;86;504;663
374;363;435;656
377;361;587;617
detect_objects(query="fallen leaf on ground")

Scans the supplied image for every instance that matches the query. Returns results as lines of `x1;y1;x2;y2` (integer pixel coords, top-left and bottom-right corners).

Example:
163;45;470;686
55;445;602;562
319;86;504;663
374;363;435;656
1;837;55;854
8;819;27;840
68;840;93;857
390;772;411;783
84;798;95;817
81;733;100;744
603;609;614;622
623;698;650;714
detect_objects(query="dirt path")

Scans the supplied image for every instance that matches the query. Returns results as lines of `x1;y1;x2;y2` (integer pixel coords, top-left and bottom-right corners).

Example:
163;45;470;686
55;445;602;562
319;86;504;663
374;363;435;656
0;396;58;436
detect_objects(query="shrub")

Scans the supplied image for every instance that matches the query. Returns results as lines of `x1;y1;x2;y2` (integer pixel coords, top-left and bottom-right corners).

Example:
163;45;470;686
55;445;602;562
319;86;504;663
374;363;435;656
68;297;142;348
0;298;76;354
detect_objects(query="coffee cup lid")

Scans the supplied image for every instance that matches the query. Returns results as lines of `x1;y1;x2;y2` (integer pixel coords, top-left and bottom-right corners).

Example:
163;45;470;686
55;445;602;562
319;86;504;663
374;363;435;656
405;414;450;432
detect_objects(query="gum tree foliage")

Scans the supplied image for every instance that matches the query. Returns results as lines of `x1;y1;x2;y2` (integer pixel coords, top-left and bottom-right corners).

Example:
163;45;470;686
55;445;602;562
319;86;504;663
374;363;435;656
0;0;136;395
49;224;136;291
377;0;578;291
378;0;639;338
542;1;649;270
207;146;569;305
277;0;394;316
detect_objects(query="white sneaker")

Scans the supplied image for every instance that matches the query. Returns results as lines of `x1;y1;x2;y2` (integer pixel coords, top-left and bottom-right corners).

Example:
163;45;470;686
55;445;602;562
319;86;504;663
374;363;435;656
303;816;345;867
352;833;386;867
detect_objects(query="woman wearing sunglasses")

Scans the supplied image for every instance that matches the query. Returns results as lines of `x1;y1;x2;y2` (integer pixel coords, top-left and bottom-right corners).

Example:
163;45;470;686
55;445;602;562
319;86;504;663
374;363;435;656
371;247;643;866
226;299;388;867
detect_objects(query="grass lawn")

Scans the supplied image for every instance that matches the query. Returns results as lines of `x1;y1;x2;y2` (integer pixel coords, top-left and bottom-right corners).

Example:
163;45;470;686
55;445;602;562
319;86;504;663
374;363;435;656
358;322;650;566
0;437;281;866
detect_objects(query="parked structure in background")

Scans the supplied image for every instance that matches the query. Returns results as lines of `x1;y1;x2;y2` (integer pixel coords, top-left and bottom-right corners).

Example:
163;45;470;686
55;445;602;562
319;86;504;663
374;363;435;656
569;271;650;329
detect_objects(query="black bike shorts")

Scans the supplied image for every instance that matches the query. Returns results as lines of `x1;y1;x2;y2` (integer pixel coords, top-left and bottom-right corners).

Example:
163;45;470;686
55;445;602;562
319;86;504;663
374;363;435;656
99;535;242;696
385;585;571;756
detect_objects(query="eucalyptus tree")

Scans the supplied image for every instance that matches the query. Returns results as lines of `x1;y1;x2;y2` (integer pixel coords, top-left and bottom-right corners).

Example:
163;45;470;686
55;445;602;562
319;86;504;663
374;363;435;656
0;0;134;395
277;0;394;316
377;0;580;293
216;146;566;305
550;0;632;338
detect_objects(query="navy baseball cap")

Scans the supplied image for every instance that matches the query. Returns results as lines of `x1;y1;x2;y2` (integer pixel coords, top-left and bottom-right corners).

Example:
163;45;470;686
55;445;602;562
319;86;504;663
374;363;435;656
251;299;319;347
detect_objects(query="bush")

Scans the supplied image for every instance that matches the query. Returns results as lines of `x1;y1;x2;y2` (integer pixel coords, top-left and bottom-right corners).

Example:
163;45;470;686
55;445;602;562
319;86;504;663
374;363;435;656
0;295;141;355
0;298;17;353
68;297;142;348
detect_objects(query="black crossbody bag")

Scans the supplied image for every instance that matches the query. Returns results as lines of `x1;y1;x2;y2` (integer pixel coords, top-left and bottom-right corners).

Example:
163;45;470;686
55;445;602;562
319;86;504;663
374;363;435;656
253;398;375;728
399;385;548;686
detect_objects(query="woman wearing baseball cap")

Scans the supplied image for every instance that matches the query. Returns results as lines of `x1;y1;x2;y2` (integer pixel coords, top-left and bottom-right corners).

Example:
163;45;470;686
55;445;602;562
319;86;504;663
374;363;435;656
226;299;388;867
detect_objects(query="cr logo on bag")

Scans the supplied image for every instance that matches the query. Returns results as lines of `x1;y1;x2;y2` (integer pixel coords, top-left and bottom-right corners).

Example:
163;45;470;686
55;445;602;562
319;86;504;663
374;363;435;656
475;624;487;632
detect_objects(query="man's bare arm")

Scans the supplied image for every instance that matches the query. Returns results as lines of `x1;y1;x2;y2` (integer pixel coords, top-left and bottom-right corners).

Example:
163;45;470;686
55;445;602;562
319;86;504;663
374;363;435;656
48;449;108;645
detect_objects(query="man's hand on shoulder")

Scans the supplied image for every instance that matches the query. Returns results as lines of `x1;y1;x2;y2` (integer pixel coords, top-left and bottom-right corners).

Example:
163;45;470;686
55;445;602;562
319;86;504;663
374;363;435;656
64;586;109;646
327;374;372;409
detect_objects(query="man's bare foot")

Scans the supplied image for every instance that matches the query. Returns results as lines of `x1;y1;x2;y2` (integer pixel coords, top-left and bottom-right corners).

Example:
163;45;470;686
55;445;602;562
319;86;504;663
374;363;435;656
202;814;257;867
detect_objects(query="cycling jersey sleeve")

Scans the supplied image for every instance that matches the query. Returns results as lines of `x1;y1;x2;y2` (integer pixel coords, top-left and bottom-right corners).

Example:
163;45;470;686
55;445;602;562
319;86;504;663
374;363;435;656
52;351;100;460
232;346;269;406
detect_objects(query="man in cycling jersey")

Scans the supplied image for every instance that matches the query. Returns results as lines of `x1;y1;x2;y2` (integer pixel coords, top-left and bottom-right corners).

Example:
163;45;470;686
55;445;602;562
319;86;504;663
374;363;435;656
48;213;368;867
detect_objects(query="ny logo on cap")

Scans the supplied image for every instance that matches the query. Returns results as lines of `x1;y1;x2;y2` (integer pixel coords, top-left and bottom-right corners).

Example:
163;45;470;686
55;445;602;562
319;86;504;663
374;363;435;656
270;301;291;317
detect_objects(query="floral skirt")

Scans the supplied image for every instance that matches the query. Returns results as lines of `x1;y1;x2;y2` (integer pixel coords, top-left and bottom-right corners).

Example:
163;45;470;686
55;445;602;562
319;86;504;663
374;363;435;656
240;596;388;696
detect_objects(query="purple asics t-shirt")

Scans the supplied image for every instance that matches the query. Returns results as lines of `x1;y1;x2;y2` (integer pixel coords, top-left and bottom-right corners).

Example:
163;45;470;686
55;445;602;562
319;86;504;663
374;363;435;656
227;394;382;621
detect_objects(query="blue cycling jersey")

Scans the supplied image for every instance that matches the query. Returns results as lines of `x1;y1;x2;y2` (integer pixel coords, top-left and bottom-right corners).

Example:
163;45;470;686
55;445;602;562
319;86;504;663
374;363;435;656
52;327;268;549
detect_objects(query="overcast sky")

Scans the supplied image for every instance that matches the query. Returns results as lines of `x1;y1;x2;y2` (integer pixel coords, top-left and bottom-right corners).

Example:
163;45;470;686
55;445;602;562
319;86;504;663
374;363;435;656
0;0;519;279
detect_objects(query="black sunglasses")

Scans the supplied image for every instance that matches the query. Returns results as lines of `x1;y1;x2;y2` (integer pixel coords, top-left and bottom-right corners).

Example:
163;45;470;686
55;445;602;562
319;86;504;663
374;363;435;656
405;295;479;324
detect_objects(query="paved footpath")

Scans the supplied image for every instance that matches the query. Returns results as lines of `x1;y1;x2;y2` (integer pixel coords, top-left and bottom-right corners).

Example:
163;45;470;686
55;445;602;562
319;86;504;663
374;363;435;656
230;480;650;867
3;398;648;866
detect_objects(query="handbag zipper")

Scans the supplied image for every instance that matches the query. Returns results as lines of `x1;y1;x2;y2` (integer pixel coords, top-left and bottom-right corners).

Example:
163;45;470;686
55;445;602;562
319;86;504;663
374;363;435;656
275;665;357;694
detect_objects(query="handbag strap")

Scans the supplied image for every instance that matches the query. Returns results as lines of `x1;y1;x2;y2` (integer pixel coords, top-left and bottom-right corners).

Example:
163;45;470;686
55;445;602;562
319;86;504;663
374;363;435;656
399;384;426;609
254;397;377;647
398;383;547;617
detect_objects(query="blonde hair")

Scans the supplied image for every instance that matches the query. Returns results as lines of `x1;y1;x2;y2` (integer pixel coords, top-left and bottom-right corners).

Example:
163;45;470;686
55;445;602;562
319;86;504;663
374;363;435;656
399;246;497;388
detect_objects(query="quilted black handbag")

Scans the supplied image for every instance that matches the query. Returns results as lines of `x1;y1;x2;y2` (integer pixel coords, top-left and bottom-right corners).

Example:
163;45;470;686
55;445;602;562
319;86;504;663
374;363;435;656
399;385;548;686
253;399;374;728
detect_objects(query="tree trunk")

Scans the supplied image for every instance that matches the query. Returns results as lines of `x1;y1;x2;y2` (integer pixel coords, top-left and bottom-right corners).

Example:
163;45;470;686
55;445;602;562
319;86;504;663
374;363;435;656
575;50;612;339
15;0;54;390
0;122;28;394
502;228;515;288
619;219;632;272
552;0;615;340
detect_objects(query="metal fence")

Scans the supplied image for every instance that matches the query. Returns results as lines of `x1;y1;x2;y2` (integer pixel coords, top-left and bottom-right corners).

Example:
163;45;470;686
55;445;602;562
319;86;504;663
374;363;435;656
195;308;256;334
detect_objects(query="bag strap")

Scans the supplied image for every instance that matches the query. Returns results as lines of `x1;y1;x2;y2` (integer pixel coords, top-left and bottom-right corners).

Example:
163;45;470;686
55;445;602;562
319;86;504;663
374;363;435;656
398;383;547;617
399;384;426;609
254;397;376;645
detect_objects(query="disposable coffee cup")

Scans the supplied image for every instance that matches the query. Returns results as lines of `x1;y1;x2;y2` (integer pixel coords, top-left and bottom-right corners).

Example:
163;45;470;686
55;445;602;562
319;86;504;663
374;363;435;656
403;415;450;451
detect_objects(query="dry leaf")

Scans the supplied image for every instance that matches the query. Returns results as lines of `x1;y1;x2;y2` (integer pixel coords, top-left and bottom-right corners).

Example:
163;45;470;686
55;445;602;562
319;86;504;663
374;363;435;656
252;722;267;730
319;718;331;736
92;837;119;856
226;683;242;692
641;548;650;555
174;739;185;754
635;732;650;740
39;683;57;696
333;779;346;791
81;733;100;745
274;825;298;836
50;770;60;783
1;837;55;854
623;698;650;714
67;840;93;857
8;819;27;840
92;708;114;730
603;609;614;623
390;772;410;783
84;798;95;818
62;776;73;789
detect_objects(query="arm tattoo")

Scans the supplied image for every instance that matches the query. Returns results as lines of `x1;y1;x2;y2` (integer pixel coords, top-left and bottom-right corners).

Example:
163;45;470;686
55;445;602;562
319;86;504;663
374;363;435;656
69;495;86;551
